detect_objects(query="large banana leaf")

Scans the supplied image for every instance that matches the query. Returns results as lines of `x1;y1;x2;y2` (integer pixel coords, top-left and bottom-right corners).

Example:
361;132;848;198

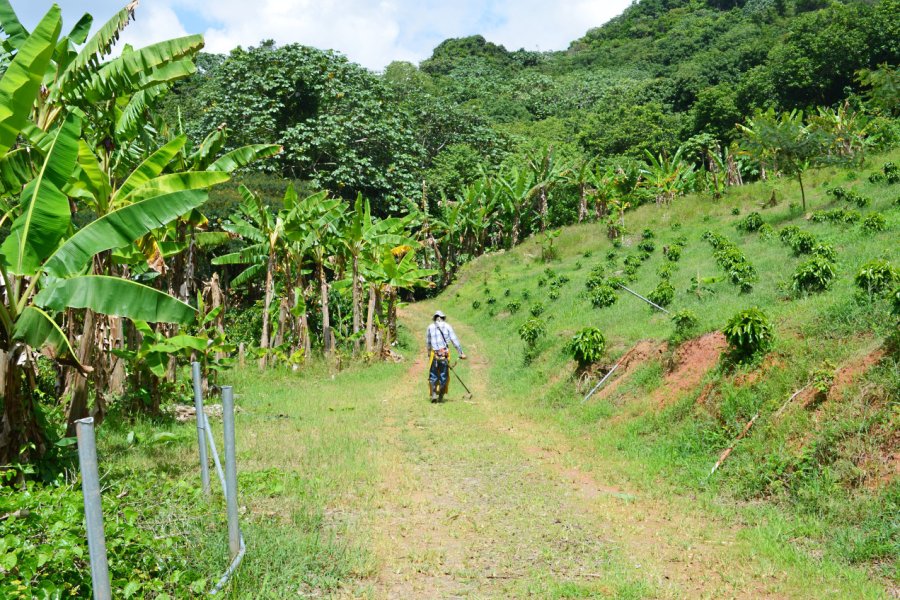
207;144;282;173
0;5;61;154
211;242;268;266
13;306;88;372
123;171;230;202
43;189;209;277
67;140;110;209
0;114;80;275
113;135;187;203
0;0;29;50
231;263;265;287
189;127;227;170
115;84;167;140
0;147;35;198
51;3;136;102
35;275;196;324
79;37;203;103
67;13;93;45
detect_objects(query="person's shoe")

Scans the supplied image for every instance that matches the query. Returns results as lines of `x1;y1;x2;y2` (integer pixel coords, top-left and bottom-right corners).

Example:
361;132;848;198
430;390;438;402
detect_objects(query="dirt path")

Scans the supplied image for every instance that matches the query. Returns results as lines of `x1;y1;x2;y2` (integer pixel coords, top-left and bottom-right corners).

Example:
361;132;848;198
348;305;784;599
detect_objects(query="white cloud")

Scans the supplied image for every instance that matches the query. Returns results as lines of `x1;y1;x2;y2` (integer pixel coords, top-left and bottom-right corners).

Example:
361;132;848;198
10;0;632;70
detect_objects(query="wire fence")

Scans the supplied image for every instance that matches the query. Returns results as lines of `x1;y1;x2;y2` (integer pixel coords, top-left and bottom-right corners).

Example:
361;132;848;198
75;362;245;598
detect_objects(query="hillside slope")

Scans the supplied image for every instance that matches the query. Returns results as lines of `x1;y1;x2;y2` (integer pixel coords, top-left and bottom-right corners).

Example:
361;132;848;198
430;151;899;584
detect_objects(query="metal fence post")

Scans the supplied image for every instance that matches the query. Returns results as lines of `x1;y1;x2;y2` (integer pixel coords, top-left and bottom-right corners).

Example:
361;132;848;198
192;361;210;495
222;386;241;559
75;418;112;600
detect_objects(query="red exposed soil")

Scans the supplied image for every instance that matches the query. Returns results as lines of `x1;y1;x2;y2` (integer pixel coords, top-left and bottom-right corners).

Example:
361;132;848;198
591;340;666;401
826;348;886;402
734;353;784;387
652;332;727;407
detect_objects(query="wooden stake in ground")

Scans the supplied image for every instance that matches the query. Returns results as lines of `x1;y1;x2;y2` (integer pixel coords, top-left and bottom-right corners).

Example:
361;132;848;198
709;412;759;476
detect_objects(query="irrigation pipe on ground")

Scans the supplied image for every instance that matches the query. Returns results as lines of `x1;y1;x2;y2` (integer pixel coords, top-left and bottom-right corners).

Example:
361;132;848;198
616;284;671;314
582;362;621;403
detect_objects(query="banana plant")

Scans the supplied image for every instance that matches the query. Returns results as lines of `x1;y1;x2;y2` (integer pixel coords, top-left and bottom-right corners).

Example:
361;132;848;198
640;146;695;206
340;195;416;354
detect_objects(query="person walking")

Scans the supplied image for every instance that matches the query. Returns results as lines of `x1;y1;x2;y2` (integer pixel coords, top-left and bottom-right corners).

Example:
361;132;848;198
426;310;466;402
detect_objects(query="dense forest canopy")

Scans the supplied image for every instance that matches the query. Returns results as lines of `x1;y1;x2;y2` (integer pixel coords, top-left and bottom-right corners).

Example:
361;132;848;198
166;0;899;212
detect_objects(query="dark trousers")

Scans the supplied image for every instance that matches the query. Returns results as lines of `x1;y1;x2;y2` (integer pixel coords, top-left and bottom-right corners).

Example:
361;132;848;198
429;357;449;392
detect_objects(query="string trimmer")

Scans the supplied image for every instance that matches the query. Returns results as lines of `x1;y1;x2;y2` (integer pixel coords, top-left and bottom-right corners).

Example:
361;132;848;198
448;360;473;399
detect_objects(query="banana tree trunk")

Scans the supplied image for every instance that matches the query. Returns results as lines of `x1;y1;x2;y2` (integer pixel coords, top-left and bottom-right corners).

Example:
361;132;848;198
259;248;276;369
578;183;588;223
352;253;361;355
539;187;548;232
364;284;376;353
319;260;334;354
386;286;398;350
66;310;96;437
273;296;289;348
0;345;47;467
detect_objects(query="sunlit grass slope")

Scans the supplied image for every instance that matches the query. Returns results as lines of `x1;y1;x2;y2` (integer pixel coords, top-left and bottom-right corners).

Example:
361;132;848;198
436;149;900;582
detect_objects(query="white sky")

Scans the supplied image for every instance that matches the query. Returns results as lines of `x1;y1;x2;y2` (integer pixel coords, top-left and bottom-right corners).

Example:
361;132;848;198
15;0;632;71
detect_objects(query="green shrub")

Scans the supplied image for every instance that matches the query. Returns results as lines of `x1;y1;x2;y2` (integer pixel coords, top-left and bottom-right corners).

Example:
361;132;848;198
758;223;776;241
568;327;606;368
793;257;836;293
811;243;837;263
736;212;764;232
637;240;655;253
558;275;570;284
869;171;886;184
723;307;775;361
779;225;801;244
504;289;511;297
890;287;900;318
518;318;546;347
522;290;531;300
855;259;897;296
623;254;643;268
548;288;560;301
788;231;817;255
506;301;521;314
664;243;682;262
731;207;740;215
642;228;655;239
648;280;675;307
862;213;887;233
585;265;606;290
827;186;848;200
472;300;481;310
811;208;861;224
530;303;545;317
657;263;676;280
537;277;547;287
671;309;699;339
486;296;497;305
810;360;836;394
590;284;618;308
845;189;871;208
605;250;617;262
883;161;899;184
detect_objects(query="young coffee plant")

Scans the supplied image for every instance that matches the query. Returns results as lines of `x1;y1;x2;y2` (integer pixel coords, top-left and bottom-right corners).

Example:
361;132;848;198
810;360;836;394
862;213;887;233
779;225;802;245
811;243;837;263
670;309;699;340
723;307;775;361
787;231;818;255
758;223;776;241
736;211;764;232
568;327;606;368
845;189;871;208
811;208;861;224
642;228;655;239
637;239;655;253
590;284;618;309
518;318;546;361
472;300;481;310
855;259;897;297
883;161;899;184
486;296;497;305
731;207;741;215
792;256;836;293
506;301;521;314
664;243;683;262
504;289;511;297
548;288;560;301
657;263;676;280
648;280;675;307
530;302;546;317
623;254;643;268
